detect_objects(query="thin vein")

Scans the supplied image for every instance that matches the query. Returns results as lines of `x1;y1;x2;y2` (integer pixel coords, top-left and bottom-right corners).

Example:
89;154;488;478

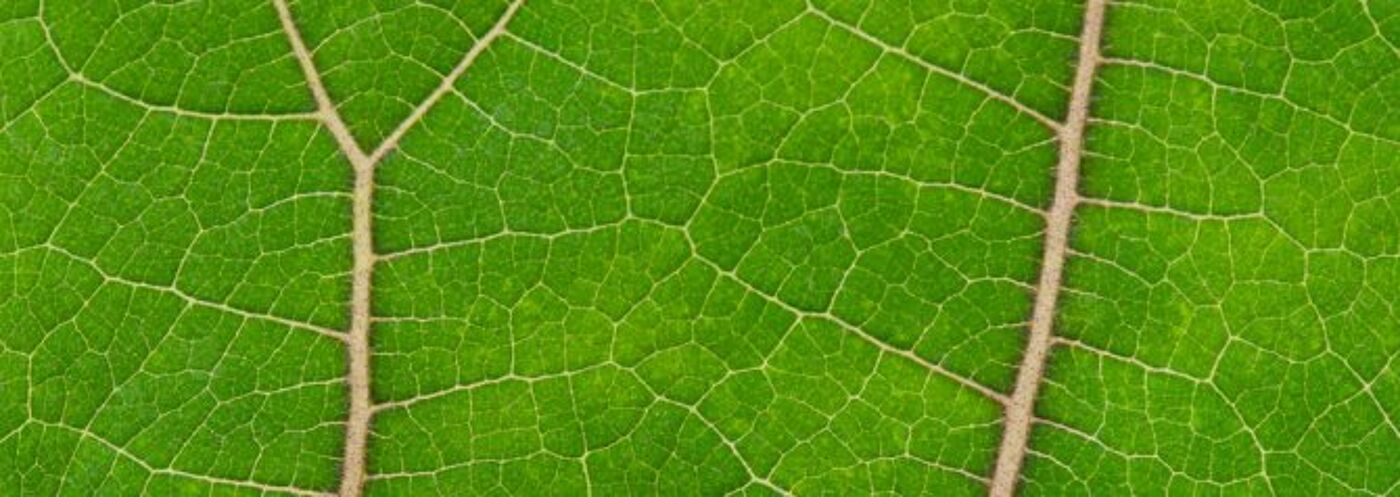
502;32;640;95
1103;56;1399;146
1078;197;1266;222
68;74;323;122
39;244;347;341
35;420;334;497
32;1;320;124
806;3;1064;132
989;0;1106;495
376;214;1009;406
690;255;1011;406
772;157;1050;215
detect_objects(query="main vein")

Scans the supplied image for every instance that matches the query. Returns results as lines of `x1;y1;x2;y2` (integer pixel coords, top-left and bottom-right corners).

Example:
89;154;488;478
268;2;375;495
988;0;1107;495
270;0;524;495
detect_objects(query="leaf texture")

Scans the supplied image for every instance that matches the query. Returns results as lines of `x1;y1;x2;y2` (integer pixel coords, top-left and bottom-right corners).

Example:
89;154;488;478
1;0;1397;496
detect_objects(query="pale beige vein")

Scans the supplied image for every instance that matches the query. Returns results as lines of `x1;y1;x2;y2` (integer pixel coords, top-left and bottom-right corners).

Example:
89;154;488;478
270;1;525;495
989;0;1107;495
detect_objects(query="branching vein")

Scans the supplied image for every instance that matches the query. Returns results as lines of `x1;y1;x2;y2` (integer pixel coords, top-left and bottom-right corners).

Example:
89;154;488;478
989;0;1107;495
270;1;525;495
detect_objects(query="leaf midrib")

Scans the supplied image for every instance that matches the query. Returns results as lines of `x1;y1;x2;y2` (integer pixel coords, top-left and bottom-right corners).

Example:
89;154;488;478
270;1;525;495
988;0;1108;495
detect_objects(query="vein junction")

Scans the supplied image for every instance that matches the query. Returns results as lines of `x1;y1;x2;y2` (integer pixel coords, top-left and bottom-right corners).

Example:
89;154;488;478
270;1;525;495
989;0;1107;495
10;0;1400;494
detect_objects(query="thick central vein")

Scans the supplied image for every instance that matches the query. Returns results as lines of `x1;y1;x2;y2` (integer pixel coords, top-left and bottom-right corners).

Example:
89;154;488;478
268;2;375;496
989;0;1107;495
270;0;525;495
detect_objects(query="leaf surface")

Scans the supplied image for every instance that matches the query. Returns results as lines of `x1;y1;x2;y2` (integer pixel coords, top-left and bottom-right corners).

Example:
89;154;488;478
1;0;1396;495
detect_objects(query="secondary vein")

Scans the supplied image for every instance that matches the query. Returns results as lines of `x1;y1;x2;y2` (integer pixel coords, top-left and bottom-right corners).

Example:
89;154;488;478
988;0;1107;495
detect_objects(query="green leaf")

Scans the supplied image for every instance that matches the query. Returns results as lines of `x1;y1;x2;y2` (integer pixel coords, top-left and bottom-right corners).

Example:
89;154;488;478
2;0;1396;495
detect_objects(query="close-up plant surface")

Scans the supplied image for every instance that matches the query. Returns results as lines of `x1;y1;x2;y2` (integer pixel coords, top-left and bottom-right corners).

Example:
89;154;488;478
1;0;1397;495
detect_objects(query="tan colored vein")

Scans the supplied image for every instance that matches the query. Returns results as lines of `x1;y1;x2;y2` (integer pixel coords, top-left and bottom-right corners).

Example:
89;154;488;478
269;0;370;163
36;420;335;497
32;1;318;123
366;0;527;164
269;2;375;496
270;1;524;495
989;0;1107;495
